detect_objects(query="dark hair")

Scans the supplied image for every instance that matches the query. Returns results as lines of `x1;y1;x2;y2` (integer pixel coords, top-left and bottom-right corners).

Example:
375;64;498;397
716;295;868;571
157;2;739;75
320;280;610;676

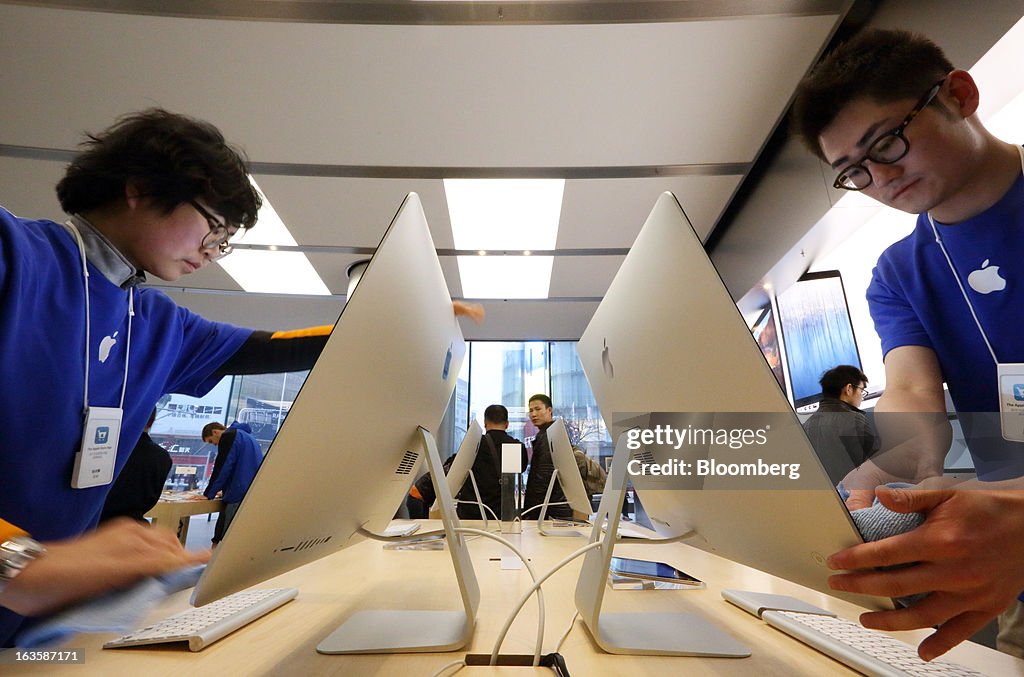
146;407;158;430
483;404;509;425
56;108;262;228
819;365;868;398
528;393;552;409
791;28;954;160
202;422;227;440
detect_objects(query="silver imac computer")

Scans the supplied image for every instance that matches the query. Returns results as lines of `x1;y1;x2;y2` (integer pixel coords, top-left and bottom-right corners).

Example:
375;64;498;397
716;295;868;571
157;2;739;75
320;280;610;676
526;418;593;536
191;193;479;654
433;419;486;519
573;192;891;657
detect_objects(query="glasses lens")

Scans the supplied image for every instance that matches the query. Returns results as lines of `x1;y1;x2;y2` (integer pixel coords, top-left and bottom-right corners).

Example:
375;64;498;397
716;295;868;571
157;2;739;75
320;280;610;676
836;166;871;191
202;226;228;250
867;132;909;164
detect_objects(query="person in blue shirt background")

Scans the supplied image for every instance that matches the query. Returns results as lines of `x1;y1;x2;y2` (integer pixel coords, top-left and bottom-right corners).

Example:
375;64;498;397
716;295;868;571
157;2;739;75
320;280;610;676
202;422;264;545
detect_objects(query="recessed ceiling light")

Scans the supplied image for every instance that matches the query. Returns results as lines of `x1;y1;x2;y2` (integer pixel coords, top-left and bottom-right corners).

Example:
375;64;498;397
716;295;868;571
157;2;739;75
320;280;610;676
218;177;331;296
445;178;564;299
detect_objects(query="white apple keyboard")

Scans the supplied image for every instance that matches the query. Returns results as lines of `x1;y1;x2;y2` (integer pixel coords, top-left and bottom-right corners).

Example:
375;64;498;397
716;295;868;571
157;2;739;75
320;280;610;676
762;610;987;677
103;587;298;652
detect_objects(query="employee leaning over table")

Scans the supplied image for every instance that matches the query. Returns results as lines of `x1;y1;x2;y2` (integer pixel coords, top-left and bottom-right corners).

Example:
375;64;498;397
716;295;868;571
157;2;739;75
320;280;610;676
0;108;483;647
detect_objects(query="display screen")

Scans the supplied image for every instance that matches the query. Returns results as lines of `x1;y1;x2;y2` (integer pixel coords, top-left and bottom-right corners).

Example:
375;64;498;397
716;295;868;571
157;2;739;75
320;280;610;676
609;557;702;584
750;303;787;396
776;271;862;409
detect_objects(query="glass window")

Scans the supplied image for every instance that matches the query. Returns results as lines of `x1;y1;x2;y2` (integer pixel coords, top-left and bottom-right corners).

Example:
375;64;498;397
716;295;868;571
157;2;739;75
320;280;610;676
549;342;612;467
150;377;233;491
439;340;610;469
156;341;608;492
466;341;546;446
228;370;309;455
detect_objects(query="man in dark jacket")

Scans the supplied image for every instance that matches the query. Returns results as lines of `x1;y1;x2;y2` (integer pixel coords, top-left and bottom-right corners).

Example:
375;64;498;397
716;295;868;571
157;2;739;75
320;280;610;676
456;404;528;521
523;394;572;521
802;365;879;485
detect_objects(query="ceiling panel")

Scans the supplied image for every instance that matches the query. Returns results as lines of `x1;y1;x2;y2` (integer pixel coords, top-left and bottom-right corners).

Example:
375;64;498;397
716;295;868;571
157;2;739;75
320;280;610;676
0;5;839;167
0;2;849;339
549;256;625;298
250;175;453;247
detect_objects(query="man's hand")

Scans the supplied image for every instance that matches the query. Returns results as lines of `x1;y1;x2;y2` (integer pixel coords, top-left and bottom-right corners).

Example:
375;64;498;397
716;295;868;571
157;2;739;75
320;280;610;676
827;485;1024;661
453;300;485;323
0;518;210;617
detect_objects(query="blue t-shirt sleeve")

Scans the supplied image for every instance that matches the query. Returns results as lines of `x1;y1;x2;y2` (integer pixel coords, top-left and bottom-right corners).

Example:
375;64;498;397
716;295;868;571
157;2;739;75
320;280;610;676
139;290;253;397
866;257;933;358
170;306;252;396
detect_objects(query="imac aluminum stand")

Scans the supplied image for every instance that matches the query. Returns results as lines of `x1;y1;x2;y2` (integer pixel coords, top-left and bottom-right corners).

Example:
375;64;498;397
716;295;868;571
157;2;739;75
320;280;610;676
536;468;583;537
573;430;750;657
317;427;480;653
460;470;493;527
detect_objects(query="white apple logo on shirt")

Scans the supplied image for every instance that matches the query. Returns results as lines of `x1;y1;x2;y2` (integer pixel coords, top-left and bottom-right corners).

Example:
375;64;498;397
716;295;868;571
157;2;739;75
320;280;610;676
967;260;1007;295
98;331;118;363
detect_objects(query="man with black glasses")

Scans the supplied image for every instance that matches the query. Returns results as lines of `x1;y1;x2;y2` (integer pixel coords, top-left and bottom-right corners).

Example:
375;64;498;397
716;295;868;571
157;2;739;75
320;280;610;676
0;109;482;647
792;28;1024;661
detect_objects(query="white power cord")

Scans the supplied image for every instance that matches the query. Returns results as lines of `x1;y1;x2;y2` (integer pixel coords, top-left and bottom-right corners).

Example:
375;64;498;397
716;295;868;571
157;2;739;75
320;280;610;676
554;611;580;652
489;540;603;665
428;658;466;677
453;527;545;666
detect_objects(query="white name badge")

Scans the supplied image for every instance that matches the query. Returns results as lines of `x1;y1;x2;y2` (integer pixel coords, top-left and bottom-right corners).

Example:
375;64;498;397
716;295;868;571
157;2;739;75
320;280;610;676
997;363;1024;442
71;406;123;488
501;443;523;473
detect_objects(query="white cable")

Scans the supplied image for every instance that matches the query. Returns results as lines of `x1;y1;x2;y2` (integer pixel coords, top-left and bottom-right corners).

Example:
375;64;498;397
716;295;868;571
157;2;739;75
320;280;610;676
357;525;447;541
490;540;603;666
428;658;466;677
520;502;570;518
118;288;134;409
360;523;547;666
554;611;579;652
452;498;500;523
928;214;999;364
453;527;545;667
66;222;91;412
64;220;134;413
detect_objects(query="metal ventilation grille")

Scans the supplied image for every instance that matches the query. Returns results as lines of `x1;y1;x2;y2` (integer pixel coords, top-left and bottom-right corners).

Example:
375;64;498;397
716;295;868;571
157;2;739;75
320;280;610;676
395;450;419;476
631;448;656;466
295;536;332;552
276;535;332;553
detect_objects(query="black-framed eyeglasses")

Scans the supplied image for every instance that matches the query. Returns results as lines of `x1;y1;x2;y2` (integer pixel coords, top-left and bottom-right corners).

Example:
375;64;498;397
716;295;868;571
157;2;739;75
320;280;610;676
190;200;236;259
833;78;946;191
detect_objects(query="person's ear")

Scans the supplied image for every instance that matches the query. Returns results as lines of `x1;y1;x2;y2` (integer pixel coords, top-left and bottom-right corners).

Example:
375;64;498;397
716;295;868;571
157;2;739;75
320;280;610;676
944;69;980;118
124;180;143;210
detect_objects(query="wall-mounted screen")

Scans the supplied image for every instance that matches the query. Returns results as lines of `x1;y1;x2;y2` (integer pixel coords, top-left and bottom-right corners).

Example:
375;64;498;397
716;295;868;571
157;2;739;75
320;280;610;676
749;302;787;396
777;270;862;410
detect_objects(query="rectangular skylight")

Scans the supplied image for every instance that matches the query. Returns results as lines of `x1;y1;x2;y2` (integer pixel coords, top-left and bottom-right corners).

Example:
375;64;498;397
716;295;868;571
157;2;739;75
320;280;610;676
217;177;331;295
445;178;565;299
456;255;555;299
